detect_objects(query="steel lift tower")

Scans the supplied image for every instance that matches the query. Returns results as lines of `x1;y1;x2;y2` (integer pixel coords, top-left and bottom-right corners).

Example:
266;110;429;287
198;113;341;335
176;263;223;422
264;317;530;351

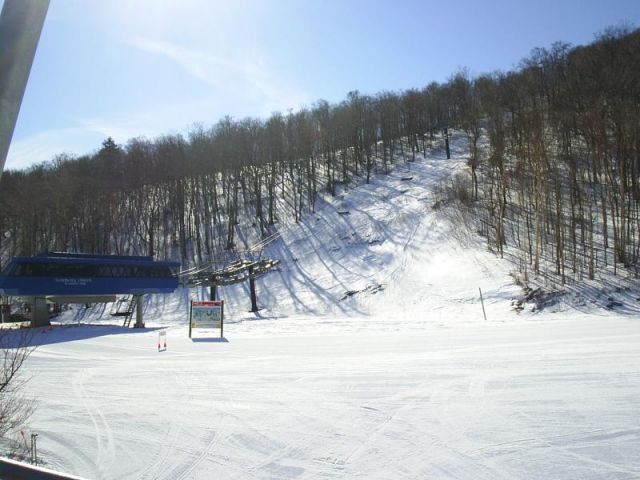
0;0;50;174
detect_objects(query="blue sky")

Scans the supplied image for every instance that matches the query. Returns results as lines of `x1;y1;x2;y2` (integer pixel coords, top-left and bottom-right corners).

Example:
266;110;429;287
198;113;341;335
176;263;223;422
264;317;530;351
4;0;640;170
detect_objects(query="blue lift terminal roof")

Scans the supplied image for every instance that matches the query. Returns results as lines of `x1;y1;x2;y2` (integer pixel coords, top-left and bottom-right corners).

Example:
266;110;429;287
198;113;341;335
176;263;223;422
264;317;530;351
0;252;180;296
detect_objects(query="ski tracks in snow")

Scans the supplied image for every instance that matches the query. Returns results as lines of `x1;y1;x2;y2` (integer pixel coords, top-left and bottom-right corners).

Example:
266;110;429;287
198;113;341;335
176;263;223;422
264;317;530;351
144;367;233;480
425;373;513;480
72;368;117;477
41;431;101;480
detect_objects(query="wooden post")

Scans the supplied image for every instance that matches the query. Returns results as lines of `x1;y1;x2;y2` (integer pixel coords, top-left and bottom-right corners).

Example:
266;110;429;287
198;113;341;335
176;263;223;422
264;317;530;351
188;300;193;338
479;287;487;322
220;300;224;338
209;274;217;301
30;432;38;465
444;128;451;160
248;266;258;312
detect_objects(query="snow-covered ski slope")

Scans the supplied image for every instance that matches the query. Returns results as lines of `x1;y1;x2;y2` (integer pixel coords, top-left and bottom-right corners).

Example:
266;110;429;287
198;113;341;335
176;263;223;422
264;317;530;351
21;138;640;479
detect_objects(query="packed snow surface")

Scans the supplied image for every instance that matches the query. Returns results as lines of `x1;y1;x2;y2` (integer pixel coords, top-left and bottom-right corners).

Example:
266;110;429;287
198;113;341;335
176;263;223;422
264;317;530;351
18;141;640;479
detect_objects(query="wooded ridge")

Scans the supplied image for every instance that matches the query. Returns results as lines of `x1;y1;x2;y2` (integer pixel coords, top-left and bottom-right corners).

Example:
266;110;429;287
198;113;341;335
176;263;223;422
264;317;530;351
0;27;638;286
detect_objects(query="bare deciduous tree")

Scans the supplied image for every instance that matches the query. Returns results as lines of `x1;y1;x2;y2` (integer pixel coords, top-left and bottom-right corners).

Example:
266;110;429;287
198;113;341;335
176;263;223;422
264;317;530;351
0;327;35;437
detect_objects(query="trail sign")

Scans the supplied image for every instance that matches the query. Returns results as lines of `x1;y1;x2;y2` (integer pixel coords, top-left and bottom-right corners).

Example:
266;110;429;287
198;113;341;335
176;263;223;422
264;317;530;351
189;300;224;338
158;330;167;351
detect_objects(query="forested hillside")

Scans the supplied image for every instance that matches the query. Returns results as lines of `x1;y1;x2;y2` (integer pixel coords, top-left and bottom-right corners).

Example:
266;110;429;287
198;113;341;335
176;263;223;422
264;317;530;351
464;26;640;284
1;27;638;286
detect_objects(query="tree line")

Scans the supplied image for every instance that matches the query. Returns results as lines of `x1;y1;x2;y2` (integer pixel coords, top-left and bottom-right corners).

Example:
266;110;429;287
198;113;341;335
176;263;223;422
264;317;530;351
0;88;455;266
459;26;640;283
0;26;638;284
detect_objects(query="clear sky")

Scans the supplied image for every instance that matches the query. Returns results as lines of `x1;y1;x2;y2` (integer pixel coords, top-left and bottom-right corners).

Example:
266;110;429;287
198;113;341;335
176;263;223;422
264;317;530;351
4;0;640;170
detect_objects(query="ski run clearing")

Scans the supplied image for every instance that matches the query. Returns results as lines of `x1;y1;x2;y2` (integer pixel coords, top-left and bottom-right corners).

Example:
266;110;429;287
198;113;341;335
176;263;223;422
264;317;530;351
18;138;640;479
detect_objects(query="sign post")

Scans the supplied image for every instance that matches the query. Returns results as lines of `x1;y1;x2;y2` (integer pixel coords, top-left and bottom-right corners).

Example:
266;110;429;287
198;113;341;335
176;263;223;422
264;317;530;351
189;300;224;339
